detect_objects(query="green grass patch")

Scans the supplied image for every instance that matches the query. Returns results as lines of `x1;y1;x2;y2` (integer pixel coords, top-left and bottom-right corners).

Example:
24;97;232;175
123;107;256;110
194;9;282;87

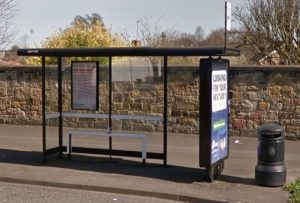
284;178;300;203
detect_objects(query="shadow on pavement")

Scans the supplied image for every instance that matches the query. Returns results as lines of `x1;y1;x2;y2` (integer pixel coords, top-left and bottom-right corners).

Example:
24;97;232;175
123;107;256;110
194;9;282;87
218;175;255;185
0;148;254;185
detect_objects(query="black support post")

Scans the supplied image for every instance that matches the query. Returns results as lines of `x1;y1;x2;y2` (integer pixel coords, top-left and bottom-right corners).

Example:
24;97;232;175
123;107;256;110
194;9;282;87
163;56;168;166
58;57;63;158
224;1;229;55
108;56;112;160
42;56;46;162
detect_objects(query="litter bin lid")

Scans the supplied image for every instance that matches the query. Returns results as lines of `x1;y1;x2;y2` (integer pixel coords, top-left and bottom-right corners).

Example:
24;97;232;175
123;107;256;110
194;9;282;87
259;124;283;131
258;124;284;135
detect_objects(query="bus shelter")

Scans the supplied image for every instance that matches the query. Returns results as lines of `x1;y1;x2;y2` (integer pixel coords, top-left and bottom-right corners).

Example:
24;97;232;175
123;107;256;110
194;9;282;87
18;47;239;180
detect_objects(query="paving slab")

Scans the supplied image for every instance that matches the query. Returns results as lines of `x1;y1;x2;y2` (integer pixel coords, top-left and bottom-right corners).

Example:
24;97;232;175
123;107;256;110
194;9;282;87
0;124;299;203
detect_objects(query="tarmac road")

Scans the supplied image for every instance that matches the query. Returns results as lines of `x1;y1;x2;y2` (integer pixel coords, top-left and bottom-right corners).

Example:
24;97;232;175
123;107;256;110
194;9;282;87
0;182;181;203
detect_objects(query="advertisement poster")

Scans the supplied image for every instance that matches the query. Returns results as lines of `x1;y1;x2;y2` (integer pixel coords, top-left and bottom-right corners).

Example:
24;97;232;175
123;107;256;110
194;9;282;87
211;69;228;164
72;62;98;110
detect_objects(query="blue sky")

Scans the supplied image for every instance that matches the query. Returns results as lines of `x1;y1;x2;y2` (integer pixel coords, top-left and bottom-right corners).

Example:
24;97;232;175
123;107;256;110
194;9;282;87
14;0;244;47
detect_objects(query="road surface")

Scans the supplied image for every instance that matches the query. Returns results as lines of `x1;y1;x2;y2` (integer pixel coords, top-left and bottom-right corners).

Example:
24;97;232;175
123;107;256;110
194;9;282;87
0;182;181;203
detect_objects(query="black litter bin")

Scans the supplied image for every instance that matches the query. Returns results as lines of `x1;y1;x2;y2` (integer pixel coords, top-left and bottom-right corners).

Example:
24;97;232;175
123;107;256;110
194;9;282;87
255;124;286;186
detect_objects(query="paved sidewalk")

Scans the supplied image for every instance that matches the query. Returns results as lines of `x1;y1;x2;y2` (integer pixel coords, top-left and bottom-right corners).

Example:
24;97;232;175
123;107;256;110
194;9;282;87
0;124;299;203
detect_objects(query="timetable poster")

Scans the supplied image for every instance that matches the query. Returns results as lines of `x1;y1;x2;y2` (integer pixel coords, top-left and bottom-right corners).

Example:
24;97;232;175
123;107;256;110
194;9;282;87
71;62;99;110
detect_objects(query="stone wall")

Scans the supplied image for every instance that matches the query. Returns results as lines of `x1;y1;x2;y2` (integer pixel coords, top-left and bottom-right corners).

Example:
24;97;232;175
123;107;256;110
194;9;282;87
61;73;199;134
1;65;300;140
0;67;42;125
229;66;300;140
0;66;199;134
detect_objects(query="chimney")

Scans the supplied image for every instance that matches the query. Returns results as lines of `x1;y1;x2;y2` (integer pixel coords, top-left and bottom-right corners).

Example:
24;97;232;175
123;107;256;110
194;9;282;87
132;40;142;47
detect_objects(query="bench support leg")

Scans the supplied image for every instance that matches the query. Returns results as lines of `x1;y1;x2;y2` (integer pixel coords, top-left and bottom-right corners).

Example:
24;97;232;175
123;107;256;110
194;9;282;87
142;137;147;166
109;136;112;161
142;159;146;166
68;133;72;160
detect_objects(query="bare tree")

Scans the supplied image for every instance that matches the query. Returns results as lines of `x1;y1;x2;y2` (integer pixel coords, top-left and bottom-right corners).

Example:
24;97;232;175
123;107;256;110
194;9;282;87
139;18;207;68
203;28;224;47
171;26;204;48
234;0;300;64
140;16;178;48
194;26;205;43
140;19;205;48
0;0;17;50
139;17;179;77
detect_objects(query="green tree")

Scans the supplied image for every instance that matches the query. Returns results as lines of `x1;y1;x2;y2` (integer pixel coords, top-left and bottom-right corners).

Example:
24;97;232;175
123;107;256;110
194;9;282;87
26;13;127;65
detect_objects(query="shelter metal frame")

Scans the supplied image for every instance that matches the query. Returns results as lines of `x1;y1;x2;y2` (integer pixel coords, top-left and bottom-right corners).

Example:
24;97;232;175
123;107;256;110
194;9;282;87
18;47;240;166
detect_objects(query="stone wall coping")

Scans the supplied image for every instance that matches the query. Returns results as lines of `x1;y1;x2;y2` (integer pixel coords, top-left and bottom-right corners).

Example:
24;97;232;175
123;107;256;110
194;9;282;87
1;64;300;72
0;66;40;72
230;65;300;71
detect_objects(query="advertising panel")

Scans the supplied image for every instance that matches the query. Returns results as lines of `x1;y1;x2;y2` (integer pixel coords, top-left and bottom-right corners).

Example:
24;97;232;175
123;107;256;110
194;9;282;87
211;67;228;164
71;61;99;110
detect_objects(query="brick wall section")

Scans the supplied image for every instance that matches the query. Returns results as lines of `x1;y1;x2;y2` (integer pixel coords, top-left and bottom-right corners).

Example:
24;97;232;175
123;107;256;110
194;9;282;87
1;65;300;140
